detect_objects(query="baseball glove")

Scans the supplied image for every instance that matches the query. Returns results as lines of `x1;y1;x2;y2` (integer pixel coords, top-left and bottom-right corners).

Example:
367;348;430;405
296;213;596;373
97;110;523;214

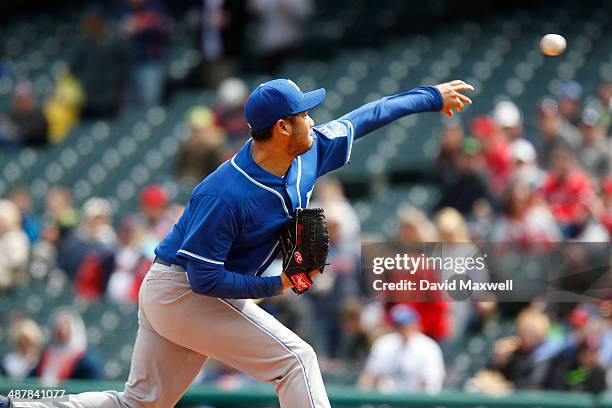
279;208;329;294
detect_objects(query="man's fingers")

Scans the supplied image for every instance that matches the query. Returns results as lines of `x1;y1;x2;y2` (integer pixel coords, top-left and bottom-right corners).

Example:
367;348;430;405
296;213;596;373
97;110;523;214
454;92;473;105
451;83;475;93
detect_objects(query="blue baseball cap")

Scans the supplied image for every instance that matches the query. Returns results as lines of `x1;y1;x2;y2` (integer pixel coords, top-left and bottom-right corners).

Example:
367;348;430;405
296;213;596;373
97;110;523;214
244;79;326;132
390;304;419;327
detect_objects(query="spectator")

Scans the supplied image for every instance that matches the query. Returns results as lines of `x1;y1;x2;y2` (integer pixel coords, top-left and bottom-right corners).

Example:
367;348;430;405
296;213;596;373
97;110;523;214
593;80;612;134
306;202;360;358
29;219;61;280
493;100;525;142
9;186;42;243
511;138;546;189
358;304;445;393
544;335;607;394
120;0;169;105
72;8;131;118
36;309;103;385
557;80;583;129
45;186;79;239
248;0;314;73
139;184;174;241
312;177;360;250
175;106;228;183
577;107;610;179
490;308;557;389
8;81;49;146
0;200;30;291
107;215;151;303
1;318;43;380
433;207;489;340
43;73;84;144
338;299;370;366
212;77;250;148
471;115;514;195
493;180;561;244
536;98;580;169
437;137;494;216
137;184;176;261
540;147;599;239
57;197;116;299
200;0;249;85
436;121;464;188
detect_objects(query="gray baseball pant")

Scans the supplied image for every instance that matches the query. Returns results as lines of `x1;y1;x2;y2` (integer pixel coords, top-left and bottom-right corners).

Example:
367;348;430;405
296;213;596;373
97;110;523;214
15;263;330;408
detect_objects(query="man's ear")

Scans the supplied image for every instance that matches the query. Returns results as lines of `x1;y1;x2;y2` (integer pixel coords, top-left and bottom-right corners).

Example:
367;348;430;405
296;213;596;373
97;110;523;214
277;118;291;135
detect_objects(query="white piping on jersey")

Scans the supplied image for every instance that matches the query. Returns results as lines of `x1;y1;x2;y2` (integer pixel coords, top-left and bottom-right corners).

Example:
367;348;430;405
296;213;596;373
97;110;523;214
256;240;279;276
340;119;355;164
231;157;290;217
296;156;303;209
217;298;316;408
306;187;314;207
177;249;224;265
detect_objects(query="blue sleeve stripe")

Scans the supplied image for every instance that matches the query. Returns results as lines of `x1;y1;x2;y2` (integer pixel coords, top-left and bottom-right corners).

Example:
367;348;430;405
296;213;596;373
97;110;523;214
340;119;355;164
178;249;224;265
231;157;290;217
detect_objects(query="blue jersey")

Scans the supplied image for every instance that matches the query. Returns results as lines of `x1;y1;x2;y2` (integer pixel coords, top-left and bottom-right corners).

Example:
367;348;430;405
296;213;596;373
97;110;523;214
155;86;443;299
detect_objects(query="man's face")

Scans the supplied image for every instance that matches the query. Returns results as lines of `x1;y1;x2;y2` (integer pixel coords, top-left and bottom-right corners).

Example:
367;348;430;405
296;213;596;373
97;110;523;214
287;111;314;156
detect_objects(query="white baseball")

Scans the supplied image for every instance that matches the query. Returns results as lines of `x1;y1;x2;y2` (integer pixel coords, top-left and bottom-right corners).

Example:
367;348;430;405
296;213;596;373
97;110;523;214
540;34;566;56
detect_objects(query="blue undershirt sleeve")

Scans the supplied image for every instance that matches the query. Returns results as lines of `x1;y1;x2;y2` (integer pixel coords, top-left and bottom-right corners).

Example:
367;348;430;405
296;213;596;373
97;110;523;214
178;194;283;299
340;86;443;140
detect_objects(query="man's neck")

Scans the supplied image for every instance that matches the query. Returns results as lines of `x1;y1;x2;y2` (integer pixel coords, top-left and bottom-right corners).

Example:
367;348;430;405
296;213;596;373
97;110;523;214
252;140;294;177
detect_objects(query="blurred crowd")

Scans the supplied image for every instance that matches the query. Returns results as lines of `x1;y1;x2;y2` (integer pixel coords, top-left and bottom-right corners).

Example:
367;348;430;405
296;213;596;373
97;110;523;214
0;0;611;398
0;0;314;148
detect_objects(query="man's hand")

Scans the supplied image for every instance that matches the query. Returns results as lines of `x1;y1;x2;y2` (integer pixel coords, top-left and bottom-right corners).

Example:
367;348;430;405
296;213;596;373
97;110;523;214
281;268;320;290
436;80;474;117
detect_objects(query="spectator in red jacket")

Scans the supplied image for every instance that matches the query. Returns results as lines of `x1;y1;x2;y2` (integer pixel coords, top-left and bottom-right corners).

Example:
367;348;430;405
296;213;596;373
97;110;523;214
471;115;514;195
540;147;597;238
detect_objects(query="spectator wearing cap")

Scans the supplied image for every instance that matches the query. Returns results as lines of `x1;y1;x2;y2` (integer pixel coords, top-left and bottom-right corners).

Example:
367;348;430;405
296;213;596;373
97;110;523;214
494;100;526;142
577;107;610;179
138;184;175;259
176;106;228;183
212;77;250;148
536;98;581;169
557;80;583;129
57;198;116;298
511;138;546;189
358;304;445;393
540;147;601;239
437;136;495;216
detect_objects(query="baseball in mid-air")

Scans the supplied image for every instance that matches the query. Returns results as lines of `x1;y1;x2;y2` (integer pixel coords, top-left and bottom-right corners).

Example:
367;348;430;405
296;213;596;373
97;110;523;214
540;34;566;56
